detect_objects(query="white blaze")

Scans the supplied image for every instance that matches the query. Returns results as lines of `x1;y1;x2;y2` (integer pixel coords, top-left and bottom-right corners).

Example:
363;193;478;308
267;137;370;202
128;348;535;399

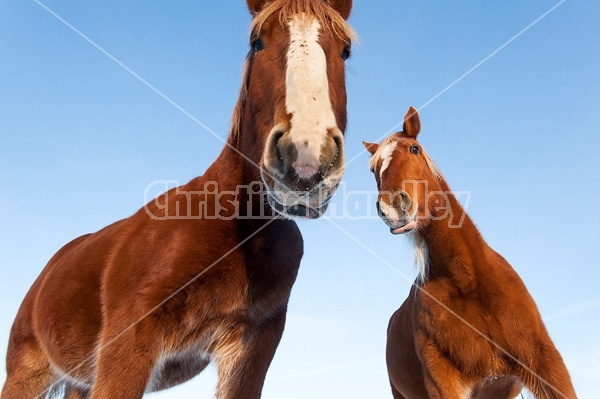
379;142;397;180
286;16;337;175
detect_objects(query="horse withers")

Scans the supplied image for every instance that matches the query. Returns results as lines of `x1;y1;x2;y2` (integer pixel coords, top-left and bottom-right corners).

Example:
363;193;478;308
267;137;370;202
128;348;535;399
363;107;576;399
2;1;355;398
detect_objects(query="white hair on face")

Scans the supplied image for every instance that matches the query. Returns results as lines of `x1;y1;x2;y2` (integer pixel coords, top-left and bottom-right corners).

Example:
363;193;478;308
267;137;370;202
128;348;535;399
378;142;397;180
285;15;337;163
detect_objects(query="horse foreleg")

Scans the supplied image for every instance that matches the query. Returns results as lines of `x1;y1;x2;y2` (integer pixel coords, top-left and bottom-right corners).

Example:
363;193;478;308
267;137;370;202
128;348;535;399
517;341;577;399
420;344;472;399
89;321;160;399
214;311;287;399
1;336;55;399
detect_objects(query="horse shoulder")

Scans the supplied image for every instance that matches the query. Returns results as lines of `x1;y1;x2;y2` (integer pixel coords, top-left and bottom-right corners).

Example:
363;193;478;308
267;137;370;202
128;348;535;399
480;248;542;323
9;233;92;354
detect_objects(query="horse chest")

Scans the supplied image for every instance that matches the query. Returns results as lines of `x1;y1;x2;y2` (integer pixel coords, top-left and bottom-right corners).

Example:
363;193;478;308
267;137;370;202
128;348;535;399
242;224;303;320
415;290;494;371
149;256;300;391
246;253;301;322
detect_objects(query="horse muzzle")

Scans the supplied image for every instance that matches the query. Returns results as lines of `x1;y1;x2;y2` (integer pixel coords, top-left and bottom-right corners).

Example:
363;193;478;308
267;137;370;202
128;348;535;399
377;195;418;234
261;125;345;219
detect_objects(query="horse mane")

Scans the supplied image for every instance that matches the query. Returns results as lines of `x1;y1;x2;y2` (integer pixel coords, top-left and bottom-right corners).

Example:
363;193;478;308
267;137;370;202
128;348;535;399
229;60;250;142
229;0;357;141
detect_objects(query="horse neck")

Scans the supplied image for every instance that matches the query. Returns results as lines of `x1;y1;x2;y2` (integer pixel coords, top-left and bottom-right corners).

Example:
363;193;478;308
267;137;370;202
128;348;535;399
187;83;259;186
418;178;490;289
210;136;259;189
187;108;272;220
216;89;267;183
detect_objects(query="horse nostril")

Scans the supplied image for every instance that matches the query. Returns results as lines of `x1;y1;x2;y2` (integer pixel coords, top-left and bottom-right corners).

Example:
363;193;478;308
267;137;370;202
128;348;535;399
332;133;343;154
266;130;294;172
396;191;410;211
376;202;383;217
272;130;285;143
273;131;285;160
323;128;345;174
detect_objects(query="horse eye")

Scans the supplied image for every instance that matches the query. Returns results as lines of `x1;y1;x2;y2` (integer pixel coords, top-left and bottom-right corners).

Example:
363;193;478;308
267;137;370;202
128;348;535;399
410;145;420;155
252;38;264;53
341;45;351;61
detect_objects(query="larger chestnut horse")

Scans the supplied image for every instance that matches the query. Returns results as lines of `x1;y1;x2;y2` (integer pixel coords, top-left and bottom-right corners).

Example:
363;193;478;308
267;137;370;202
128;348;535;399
364;107;577;399
2;1;355;398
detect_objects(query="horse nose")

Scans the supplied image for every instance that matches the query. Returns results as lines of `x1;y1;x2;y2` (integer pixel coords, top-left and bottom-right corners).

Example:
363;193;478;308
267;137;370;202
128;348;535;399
266;128;344;183
377;191;410;218
290;129;344;181
292;147;321;180
376;199;397;224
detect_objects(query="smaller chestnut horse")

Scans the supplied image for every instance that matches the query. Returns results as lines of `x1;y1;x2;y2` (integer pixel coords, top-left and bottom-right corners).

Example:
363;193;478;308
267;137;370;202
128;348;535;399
364;107;577;399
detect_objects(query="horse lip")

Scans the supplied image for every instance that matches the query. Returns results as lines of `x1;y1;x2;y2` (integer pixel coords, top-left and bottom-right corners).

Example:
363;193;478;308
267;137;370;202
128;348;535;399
385;210;418;234
390;220;417;235
261;165;340;219
267;192;329;220
266;186;333;208
266;189;330;208
262;172;338;204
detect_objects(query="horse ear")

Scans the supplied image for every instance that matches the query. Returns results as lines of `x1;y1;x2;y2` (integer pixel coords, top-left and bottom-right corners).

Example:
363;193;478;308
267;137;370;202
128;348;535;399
328;0;353;20
247;0;270;16
363;141;379;155
403;106;421;139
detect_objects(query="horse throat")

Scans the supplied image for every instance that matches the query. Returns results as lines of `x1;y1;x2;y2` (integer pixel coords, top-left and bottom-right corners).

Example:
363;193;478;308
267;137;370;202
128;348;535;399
415;182;486;287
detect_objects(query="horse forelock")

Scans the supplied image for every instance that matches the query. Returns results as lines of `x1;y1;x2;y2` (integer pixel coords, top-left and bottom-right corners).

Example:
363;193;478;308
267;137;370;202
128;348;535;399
368;135;397;172
250;0;357;43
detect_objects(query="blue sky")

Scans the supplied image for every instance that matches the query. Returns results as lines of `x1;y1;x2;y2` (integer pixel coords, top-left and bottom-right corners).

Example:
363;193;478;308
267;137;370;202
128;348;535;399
1;1;599;398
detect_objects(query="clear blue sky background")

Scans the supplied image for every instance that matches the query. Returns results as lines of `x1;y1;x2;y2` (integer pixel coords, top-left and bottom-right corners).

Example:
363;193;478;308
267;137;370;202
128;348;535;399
1;1;599;398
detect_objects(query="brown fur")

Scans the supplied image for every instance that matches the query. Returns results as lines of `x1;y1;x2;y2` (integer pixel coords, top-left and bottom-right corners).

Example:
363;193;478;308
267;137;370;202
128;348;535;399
365;107;577;399
1;1;354;398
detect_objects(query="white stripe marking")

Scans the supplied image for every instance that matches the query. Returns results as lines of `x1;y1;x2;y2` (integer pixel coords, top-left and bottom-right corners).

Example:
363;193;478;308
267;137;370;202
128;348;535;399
286;16;337;166
379;142;397;180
